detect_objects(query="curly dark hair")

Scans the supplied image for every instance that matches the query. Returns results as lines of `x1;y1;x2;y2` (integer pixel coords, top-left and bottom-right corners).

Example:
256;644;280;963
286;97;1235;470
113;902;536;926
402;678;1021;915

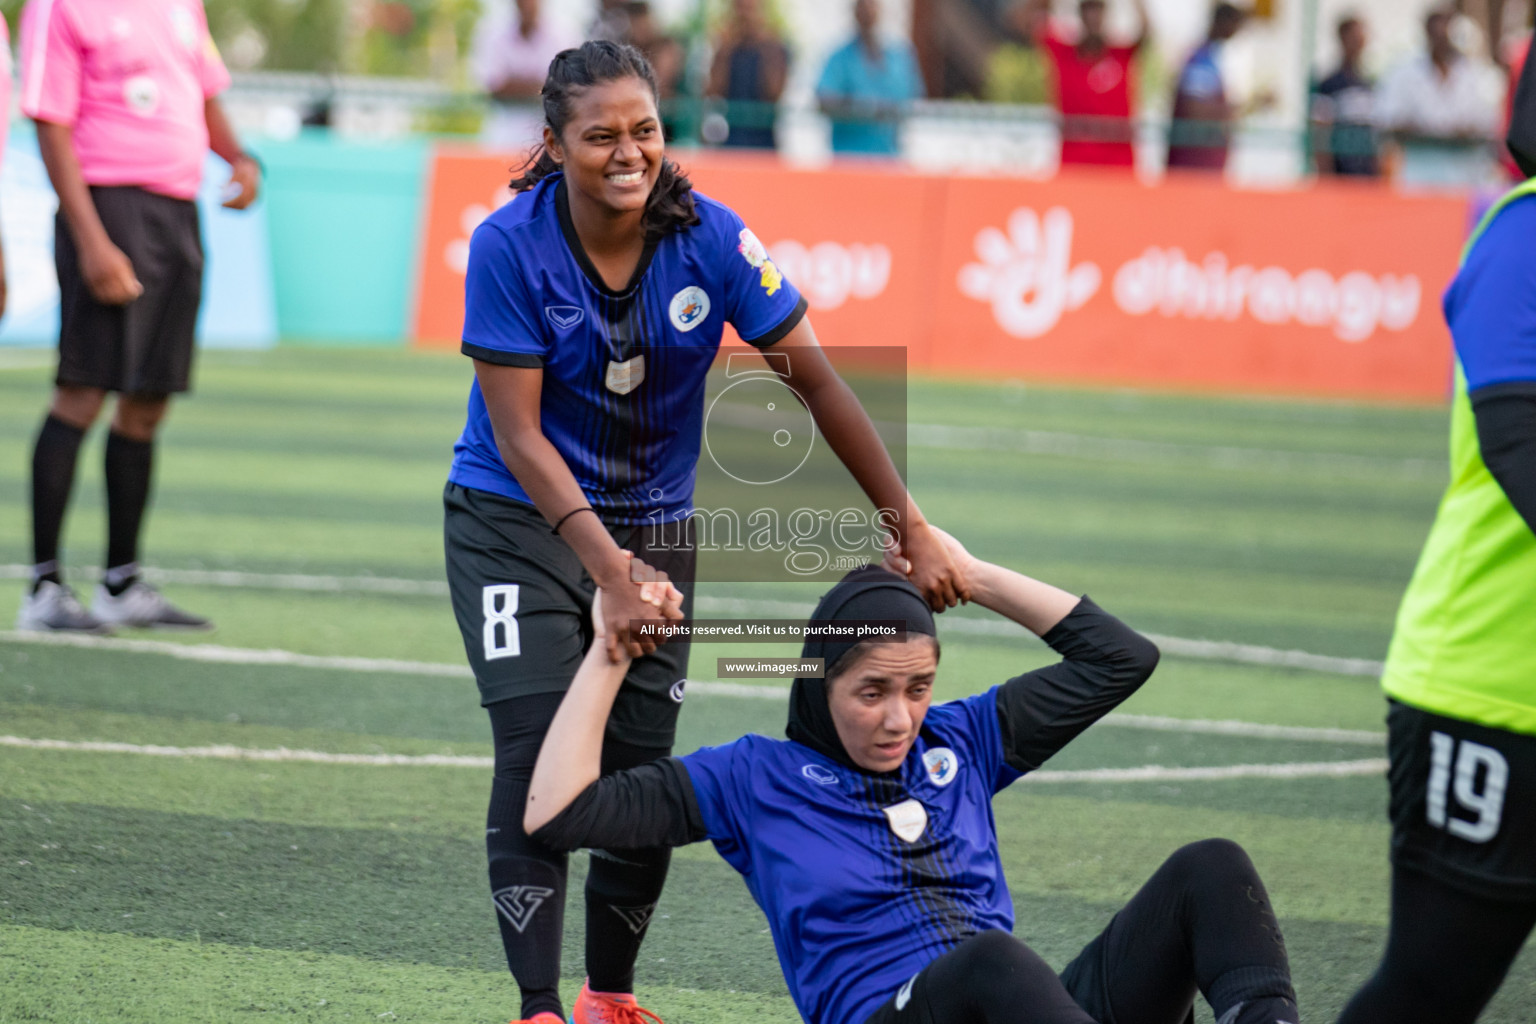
509;40;699;243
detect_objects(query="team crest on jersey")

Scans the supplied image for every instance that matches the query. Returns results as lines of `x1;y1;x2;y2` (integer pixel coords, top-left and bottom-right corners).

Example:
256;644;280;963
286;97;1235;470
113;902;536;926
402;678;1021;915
882;799;928;843
922;747;960;787
123;76;161;117
801;764;839;786
669;287;710;332
737;229;784;297
546;305;584;330
606;355;645;395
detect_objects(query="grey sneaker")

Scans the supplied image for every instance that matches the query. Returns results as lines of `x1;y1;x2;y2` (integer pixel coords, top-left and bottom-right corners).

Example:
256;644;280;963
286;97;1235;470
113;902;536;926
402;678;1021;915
15;581;112;634
92;581;212;630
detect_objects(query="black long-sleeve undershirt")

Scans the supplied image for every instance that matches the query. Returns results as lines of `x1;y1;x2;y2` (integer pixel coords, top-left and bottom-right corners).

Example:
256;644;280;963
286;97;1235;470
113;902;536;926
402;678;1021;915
1472;383;1536;536
531;598;1160;851
995;596;1161;773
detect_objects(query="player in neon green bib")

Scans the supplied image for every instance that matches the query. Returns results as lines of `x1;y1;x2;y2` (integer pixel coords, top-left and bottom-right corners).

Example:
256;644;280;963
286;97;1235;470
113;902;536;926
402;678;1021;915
1338;56;1536;1024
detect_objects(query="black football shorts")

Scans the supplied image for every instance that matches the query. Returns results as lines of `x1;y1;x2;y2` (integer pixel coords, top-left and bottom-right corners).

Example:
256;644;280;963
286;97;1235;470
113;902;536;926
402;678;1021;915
1387;699;1536;902
442;482;696;748
55;186;203;395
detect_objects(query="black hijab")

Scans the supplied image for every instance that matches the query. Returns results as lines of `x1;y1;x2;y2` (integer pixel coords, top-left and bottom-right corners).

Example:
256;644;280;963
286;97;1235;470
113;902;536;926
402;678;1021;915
786;565;938;770
1511;47;1536;179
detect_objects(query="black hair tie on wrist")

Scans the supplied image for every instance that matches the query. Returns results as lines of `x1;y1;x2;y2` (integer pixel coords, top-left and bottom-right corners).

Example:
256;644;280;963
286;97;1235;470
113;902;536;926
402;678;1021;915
551;506;596;535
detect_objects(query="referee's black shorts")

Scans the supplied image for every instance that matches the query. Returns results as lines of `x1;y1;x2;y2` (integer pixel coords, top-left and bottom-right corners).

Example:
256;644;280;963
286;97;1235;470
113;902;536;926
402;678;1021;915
443;483;697;749
55;186;203;396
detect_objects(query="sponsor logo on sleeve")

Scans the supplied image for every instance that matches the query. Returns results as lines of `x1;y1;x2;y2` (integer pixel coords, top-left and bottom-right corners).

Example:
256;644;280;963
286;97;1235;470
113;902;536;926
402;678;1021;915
169;6;199;49
922;747;960;787
738;228;785;297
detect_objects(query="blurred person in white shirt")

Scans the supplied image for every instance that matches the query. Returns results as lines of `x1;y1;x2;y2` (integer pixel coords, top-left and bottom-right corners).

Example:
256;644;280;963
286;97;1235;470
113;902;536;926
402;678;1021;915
473;0;582;152
1376;7;1504;188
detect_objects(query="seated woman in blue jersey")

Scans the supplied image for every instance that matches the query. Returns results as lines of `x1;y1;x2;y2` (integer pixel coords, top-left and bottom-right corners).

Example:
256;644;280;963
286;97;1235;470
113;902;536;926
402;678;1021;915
446;38;967;1024
525;531;1300;1024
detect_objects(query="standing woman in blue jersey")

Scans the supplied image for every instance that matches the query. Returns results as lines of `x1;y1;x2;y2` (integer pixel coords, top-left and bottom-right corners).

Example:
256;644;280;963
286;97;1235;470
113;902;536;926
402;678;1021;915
524;531;1300;1024
443;40;966;1024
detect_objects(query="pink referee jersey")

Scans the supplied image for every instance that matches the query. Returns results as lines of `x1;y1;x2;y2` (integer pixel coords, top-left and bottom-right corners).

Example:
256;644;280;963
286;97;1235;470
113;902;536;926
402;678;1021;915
19;0;230;201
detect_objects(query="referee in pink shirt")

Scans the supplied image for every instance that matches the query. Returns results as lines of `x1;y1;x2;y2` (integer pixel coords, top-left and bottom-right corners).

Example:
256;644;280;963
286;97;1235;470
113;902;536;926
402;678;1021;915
16;0;259;633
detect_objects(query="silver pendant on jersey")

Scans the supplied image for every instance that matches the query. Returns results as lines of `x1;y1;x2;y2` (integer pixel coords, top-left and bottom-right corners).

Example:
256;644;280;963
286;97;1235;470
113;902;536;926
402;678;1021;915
882;798;928;843
606;355;645;395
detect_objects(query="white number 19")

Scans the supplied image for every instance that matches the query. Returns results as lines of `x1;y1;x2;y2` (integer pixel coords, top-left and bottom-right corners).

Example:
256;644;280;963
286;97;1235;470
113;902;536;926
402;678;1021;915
1426;731;1507;843
483;584;521;661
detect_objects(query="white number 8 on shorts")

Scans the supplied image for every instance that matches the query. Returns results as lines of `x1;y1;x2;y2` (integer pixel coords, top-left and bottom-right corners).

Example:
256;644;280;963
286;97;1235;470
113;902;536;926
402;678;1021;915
483;584;521;661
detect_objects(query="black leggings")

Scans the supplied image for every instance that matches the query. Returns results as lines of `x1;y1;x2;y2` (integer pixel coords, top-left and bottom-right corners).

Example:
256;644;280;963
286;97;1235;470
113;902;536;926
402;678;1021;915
1337;864;1536;1024
485;693;673;1020
865;839;1298;1024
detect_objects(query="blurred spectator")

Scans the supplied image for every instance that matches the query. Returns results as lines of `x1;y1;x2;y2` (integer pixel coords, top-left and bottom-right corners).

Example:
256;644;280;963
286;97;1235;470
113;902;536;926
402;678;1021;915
590;1;686;137
624;3;686;101
1311;14;1379;177
986;0;1053;104
1166;2;1249;172
708;0;791;149
1376;8;1503;188
1034;0;1150;171
816;0;925;157
472;0;580;151
1501;34;1531;181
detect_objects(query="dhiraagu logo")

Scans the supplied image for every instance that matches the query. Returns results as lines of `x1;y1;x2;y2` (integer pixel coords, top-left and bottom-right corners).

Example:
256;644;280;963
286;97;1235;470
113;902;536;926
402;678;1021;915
670;286;710;332
958;206;1101;338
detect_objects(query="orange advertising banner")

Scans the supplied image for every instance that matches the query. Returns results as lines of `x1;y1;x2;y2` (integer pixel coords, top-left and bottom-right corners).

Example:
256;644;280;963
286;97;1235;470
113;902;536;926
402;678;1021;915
414;150;1468;401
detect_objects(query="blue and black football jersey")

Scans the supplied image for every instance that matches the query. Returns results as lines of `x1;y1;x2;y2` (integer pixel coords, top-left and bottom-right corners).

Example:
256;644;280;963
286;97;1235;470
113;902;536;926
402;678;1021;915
449;173;808;524
681;691;1023;1024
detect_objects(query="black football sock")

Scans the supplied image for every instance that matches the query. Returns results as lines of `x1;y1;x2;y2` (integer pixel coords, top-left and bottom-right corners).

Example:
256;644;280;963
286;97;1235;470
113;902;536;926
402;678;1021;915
584;844;671;995
104;431;154;592
585;738;673;995
488;775;569;1020
487;694;572;1020
31;415;87;591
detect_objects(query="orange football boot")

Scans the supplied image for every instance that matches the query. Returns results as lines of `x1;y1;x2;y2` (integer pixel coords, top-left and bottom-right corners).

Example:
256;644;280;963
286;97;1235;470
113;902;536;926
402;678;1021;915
569;982;665;1024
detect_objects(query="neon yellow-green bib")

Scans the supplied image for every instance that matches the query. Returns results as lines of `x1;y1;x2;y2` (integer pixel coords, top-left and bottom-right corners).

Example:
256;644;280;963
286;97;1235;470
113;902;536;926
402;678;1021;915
1382;178;1536;733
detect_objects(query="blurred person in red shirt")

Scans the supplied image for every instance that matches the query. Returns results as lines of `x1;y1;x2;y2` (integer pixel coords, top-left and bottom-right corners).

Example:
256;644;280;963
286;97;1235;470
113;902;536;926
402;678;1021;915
1033;0;1150;170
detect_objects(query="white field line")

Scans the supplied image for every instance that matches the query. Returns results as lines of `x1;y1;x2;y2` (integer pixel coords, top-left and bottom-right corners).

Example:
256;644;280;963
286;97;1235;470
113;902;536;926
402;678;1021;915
708;406;1438;479
0;629;474;678
0;564;450;597
696;595;1385;678
0;736;493;767
0;629;1384;745
906;423;1442;480
0;568;1385;678
0;736;1386;784
1025;758;1389;784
